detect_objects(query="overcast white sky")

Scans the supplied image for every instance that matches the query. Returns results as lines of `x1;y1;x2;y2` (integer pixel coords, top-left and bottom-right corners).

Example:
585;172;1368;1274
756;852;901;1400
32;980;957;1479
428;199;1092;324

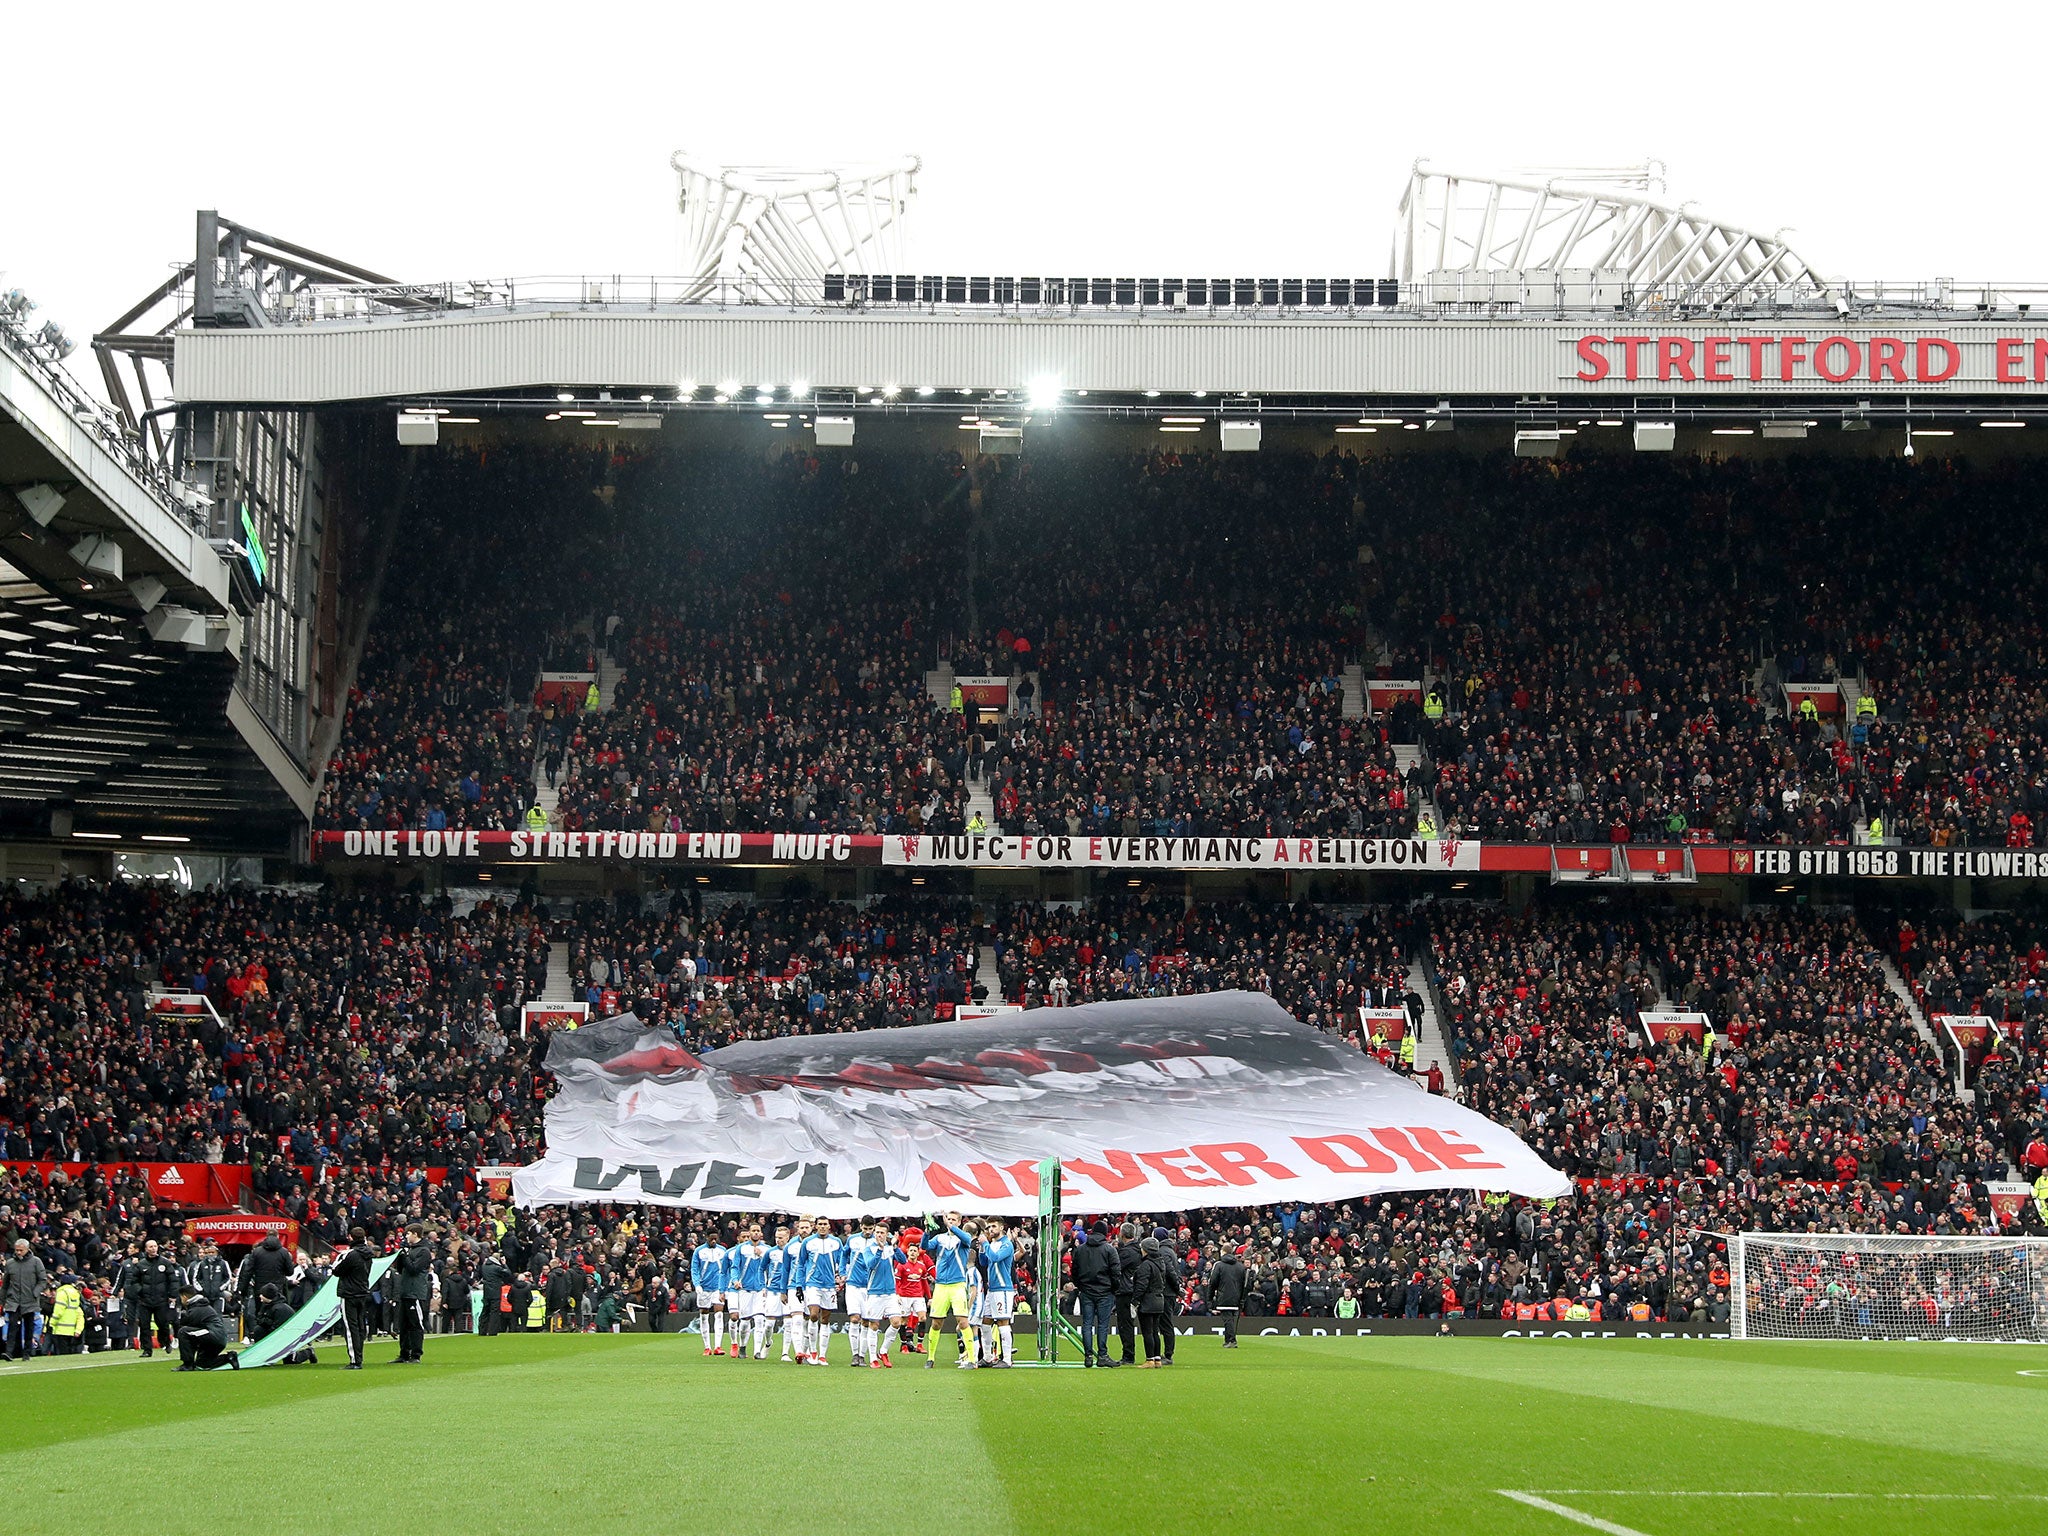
8;1;2046;379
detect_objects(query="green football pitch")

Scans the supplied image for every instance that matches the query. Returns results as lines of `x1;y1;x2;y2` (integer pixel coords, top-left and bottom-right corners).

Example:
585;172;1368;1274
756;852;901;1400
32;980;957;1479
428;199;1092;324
4;1333;2045;1534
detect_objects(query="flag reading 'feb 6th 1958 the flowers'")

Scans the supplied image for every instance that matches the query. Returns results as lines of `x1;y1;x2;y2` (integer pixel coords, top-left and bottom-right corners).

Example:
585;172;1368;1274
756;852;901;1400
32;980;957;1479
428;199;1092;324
512;991;1570;1217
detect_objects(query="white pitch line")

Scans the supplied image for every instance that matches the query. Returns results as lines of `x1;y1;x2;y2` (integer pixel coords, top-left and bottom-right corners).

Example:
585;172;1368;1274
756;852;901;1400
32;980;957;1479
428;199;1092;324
1496;1491;1655;1536
1526;1491;2048;1501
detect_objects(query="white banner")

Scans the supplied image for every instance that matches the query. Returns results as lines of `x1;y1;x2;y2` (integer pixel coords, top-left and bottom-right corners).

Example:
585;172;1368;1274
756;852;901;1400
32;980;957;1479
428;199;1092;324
882;833;1477;872
511;992;1568;1217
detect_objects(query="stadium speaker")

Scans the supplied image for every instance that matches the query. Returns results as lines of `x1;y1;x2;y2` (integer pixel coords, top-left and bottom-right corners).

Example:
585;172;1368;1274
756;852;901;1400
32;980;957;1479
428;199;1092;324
1220;420;1263;453
396;412;440;446
49;808;72;839
1514;429;1563;458
128;575;166;613
144;604;207;646
1632;421;1676;452
69;533;124;581
18;483;65;526
978;426;1024;455
1761;420;1809;440
814;417;856;447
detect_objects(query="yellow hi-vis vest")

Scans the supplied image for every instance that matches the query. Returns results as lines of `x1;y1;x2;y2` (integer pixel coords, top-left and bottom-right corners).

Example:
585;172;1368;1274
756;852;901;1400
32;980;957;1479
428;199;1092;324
527;1291;547;1329
50;1283;85;1337
1399;1035;1417;1067
1423;693;1444;721
525;805;548;832
1857;693;1877;717
1798;698;1819;722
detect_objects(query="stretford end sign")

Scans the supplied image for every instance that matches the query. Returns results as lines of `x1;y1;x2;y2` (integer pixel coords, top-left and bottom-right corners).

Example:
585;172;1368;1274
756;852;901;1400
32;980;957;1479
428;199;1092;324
312;831;2048;882
1570;332;2048;386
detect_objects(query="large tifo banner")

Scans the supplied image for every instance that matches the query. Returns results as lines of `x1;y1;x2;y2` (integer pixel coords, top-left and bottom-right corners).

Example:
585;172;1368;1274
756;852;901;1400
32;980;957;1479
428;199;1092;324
511;993;1569;1217
237;1252;396;1369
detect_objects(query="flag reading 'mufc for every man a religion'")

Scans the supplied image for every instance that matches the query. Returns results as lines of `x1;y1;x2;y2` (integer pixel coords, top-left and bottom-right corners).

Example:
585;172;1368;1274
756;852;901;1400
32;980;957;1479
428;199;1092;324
511;992;1570;1217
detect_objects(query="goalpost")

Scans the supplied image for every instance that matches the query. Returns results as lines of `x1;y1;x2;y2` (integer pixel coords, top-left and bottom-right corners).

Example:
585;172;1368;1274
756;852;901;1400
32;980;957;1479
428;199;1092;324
1731;1232;2048;1342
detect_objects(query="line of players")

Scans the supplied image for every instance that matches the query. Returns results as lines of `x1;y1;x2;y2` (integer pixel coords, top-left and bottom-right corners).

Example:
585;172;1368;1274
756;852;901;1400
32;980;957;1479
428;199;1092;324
688;1213;1019;1369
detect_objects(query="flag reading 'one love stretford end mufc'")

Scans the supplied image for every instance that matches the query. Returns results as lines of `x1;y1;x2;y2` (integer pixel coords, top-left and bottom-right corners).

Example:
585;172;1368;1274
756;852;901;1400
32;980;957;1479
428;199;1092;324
511;991;1570;1217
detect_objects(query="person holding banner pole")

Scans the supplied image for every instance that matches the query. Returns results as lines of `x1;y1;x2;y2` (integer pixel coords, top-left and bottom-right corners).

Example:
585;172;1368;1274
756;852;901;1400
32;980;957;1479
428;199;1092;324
334;1228;374;1370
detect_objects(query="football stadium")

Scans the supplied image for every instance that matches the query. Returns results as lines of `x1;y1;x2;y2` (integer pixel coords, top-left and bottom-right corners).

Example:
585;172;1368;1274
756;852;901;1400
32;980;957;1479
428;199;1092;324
6;100;2048;1535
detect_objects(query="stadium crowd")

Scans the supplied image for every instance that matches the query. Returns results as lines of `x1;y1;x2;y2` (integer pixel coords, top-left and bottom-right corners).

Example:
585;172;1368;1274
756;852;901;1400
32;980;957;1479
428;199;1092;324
313;444;2048;852
3;877;2045;1357
5;863;2047;1360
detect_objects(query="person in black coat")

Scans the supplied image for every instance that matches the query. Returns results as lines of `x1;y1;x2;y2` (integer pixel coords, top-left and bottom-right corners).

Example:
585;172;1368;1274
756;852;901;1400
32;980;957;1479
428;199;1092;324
1204;1247;1251;1347
174;1284;237;1371
1068;1223;1123;1368
395;1226;433;1362
1151;1227;1184;1365
1130;1238;1170;1366
126;1239;183;1359
332;1227;375;1369
238;1235;293;1333
251;1283;314;1364
1113;1223;1143;1365
479;1253;510;1337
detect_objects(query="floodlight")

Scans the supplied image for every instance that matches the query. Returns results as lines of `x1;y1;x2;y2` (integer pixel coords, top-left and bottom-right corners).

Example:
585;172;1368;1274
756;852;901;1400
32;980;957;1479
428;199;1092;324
1027;376;1062;411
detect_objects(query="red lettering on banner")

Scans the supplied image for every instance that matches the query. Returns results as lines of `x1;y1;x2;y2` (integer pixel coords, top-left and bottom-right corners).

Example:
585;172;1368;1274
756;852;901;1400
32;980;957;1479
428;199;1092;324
1870;336;1908;382
1813;336;1860;382
1998;338;2028;383
1575;335;1610;382
1138;1148;1225;1188
1272;841;1288;863
1191;1143;1298;1186
1405;1126;1505;1171
2036;339;2048;383
1778;336;1808;381
1611;335;1652;381
1370;1127;1443;1172
1739;336;1772;381
1702;336;1732;382
1063;1150;1150;1193
1657;337;1697;381
1003;1158;1078;1198
1297;839;1314;863
925;1162;1013;1200
1916;337;1960;383
1293;1134;1398;1175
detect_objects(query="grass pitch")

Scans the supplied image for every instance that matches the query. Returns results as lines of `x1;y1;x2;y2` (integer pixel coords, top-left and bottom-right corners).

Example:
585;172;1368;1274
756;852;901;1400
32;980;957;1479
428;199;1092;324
4;1332;2045;1534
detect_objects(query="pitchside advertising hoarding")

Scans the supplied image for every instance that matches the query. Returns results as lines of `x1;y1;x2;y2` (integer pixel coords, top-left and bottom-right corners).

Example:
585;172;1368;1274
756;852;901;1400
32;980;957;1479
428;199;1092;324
314;830;2048;883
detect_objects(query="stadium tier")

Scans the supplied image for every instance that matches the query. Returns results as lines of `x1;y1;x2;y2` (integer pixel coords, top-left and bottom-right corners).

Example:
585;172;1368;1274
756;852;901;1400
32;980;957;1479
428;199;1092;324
4;883;2042;1342
309;445;2048;855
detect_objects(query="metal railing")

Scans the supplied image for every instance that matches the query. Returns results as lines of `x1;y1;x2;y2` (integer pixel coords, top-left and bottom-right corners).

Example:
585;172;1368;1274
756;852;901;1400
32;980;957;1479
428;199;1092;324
235;270;2048;329
0;311;206;533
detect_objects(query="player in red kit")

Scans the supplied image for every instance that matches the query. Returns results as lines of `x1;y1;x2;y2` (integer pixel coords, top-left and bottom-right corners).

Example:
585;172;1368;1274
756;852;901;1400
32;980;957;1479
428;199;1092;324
895;1227;935;1354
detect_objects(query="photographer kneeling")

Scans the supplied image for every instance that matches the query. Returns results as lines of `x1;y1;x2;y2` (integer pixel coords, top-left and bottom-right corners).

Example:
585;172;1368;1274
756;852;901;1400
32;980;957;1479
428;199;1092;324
175;1282;238;1372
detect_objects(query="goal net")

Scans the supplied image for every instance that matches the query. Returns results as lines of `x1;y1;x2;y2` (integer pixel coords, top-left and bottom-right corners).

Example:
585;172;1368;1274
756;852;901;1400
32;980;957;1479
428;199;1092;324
1732;1232;2048;1341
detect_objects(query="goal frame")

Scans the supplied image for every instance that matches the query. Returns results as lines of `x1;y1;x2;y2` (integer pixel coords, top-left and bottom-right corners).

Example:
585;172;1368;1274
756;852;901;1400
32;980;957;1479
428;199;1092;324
1731;1231;2048;1342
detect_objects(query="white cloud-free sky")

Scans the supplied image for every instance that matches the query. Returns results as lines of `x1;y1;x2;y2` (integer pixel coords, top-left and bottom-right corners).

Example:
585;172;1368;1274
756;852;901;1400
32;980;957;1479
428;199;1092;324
7;1;2045;372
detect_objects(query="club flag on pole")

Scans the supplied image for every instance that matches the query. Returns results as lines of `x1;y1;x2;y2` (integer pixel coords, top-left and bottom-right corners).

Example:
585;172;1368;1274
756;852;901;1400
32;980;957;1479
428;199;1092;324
513;991;1569;1216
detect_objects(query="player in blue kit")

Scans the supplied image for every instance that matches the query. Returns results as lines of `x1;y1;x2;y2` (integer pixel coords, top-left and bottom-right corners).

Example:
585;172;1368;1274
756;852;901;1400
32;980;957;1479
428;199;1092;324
975;1217;1019;1368
842;1217;878;1367
728;1224;773;1360
800;1217;845;1366
762;1224;791;1361
861;1223;901;1368
780;1217;811;1362
690;1232;730;1357
722;1224;749;1356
